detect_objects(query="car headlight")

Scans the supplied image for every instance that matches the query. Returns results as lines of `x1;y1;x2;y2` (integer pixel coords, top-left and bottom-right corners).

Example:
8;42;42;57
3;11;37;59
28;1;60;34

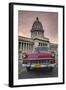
52;53;55;57
22;53;27;59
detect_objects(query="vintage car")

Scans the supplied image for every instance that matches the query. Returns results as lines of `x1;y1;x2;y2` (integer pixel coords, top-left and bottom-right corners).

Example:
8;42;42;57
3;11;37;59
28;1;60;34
22;46;56;71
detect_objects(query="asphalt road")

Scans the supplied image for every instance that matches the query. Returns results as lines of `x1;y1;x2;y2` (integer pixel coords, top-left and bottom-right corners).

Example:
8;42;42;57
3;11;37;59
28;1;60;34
18;59;58;79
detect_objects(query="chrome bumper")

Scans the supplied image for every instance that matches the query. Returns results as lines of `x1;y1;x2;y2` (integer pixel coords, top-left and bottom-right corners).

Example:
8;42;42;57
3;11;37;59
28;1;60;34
22;63;56;68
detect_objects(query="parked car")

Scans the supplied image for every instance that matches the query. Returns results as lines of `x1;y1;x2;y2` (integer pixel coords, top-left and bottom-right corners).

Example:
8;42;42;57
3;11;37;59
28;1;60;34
22;46;56;71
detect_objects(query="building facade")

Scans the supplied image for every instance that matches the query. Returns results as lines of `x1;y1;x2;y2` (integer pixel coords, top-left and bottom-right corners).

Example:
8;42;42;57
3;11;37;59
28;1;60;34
18;17;58;60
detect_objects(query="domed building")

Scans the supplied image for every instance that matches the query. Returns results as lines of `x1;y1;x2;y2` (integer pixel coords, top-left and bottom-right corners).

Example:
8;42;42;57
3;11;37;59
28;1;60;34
18;17;58;60
30;17;50;49
31;17;44;39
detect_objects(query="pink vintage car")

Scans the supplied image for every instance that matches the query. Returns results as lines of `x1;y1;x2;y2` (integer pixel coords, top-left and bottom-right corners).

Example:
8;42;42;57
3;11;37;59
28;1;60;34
22;46;56;71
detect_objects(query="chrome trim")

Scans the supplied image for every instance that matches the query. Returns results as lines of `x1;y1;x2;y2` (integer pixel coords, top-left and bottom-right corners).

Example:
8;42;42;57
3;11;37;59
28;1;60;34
22;63;56;68
23;58;54;60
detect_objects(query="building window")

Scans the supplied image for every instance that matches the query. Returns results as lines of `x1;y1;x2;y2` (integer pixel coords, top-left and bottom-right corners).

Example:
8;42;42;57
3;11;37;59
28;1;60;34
39;43;40;46
41;43;42;46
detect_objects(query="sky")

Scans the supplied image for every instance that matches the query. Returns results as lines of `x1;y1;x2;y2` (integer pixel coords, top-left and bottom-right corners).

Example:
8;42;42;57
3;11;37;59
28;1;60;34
18;11;58;44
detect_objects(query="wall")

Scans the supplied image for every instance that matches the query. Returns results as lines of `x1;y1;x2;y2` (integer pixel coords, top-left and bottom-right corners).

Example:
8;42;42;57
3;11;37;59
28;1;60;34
0;0;66;90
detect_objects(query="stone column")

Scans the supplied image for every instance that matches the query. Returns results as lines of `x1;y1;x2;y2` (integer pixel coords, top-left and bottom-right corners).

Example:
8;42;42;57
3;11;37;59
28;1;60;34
22;42;24;52
31;44;33;52
24;43;26;52
29;43;30;52
27;43;29;52
28;43;30;52
29;44;31;52
25;43;28;51
19;42;22;60
27;43;28;52
21;42;23;51
20;42;22;51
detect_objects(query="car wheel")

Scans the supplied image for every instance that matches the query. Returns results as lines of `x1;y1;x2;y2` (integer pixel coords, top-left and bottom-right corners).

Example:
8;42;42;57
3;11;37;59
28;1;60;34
49;67;53;71
26;67;30;71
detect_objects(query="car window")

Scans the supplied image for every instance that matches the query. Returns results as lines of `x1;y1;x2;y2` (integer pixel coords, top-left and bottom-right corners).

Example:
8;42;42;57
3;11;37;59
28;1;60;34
34;47;48;52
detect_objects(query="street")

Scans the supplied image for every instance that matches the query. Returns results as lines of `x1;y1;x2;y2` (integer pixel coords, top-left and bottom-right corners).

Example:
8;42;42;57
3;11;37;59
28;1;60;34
18;59;58;79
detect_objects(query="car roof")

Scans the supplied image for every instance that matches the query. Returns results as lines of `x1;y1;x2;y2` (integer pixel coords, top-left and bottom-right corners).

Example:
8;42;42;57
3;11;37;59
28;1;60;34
35;46;48;48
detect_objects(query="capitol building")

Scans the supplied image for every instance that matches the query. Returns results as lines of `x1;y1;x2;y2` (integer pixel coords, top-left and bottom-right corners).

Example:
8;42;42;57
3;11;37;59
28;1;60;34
18;17;58;60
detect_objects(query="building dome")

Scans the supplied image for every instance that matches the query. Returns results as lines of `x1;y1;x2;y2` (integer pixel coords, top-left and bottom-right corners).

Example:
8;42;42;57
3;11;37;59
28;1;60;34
31;17;44;32
31;17;44;39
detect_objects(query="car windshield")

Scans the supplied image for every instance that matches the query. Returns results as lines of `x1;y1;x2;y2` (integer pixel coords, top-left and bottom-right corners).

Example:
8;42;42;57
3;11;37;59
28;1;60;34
34;47;48;52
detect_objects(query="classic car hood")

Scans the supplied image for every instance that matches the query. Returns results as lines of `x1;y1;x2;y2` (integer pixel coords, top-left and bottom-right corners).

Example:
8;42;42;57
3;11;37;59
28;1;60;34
27;51;52;59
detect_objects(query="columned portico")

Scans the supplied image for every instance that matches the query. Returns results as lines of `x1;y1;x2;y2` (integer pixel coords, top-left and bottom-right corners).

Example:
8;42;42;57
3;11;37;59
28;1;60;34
19;40;33;52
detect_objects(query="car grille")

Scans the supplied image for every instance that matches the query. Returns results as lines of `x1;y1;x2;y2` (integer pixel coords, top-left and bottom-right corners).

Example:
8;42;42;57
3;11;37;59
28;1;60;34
23;59;55;64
